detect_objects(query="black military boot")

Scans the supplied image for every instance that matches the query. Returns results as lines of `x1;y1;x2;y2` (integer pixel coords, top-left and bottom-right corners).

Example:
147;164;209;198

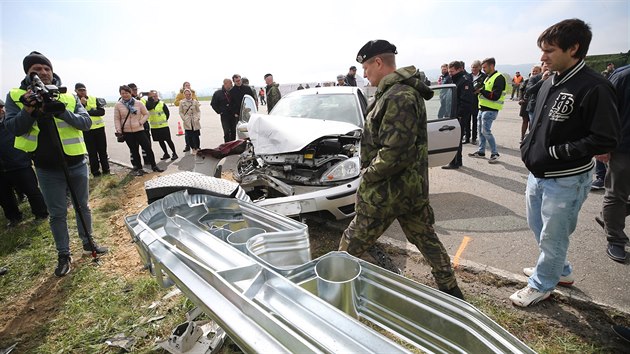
440;285;465;300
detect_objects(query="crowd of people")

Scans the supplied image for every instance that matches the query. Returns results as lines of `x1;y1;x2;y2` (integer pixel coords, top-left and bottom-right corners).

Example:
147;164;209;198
1;16;629;345
0;64;294;276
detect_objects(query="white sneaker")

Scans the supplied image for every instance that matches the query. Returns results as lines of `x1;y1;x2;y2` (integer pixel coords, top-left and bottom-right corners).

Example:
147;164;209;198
510;286;551;307
523;267;574;286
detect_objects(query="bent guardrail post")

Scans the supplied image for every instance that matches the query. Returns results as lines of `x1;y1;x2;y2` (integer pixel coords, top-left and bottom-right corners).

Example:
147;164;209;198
127;191;536;354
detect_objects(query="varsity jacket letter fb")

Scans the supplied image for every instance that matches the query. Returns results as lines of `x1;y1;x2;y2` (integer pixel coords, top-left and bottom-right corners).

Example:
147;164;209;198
549;93;574;122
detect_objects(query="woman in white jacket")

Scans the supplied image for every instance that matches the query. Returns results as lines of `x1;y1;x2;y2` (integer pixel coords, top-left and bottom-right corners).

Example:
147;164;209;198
178;88;201;154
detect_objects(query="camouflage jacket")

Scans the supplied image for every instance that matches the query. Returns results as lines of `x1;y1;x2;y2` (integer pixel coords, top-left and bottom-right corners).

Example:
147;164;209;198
265;82;281;112
357;66;434;216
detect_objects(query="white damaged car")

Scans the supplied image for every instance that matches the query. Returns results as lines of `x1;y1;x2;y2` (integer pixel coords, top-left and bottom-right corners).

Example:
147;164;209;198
218;85;460;220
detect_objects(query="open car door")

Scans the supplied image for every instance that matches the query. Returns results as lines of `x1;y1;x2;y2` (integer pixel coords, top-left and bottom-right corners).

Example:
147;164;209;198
236;95;258;140
427;84;460;167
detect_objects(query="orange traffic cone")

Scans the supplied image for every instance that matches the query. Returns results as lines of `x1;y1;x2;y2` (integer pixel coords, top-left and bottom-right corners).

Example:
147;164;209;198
176;122;184;136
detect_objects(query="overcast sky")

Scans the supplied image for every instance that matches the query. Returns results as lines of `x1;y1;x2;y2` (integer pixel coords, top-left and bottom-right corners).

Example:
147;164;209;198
1;0;628;100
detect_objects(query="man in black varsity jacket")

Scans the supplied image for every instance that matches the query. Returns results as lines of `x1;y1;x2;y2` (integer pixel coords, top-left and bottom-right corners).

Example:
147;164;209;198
511;19;620;308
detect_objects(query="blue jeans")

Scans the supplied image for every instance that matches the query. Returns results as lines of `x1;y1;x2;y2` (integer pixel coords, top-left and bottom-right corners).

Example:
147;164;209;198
477;110;498;155
36;160;92;256
526;171;591;292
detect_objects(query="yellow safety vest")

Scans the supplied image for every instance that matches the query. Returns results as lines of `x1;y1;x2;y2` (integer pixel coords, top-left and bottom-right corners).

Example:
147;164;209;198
148;101;168;129
10;88;87;155
85;96;105;129
478;71;506;111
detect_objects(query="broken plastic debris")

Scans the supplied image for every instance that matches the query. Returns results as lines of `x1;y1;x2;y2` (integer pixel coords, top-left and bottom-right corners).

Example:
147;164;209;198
105;333;136;352
158;320;226;354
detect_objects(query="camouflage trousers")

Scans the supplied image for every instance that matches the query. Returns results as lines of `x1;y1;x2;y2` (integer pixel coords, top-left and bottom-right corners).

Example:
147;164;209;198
339;203;458;290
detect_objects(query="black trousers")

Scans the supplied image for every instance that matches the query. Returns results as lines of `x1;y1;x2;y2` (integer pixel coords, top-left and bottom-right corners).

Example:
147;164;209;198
124;131;157;169
83;127;110;175
448;115;468;166
220;114;237;142
185;130;200;150
462;106;479;141
0;167;48;220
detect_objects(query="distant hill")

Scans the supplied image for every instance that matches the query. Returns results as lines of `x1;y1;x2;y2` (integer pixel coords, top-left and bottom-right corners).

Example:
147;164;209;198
585;51;630;72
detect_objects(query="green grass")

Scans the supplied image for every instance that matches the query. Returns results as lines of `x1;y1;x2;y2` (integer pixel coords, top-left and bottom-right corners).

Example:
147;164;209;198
0;172;198;353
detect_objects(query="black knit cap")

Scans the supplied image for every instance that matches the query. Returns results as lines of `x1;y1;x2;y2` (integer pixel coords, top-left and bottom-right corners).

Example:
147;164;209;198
356;40;397;64
75;82;86;90
23;51;53;73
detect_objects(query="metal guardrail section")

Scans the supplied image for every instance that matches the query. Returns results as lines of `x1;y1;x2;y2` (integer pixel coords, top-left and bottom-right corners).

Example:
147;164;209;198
126;191;535;354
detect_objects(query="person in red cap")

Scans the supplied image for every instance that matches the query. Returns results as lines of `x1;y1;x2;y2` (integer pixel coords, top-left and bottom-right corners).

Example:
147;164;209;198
338;40;464;300
4;51;109;277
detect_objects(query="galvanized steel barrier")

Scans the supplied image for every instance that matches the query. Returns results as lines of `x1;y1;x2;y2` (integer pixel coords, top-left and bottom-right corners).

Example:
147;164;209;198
126;190;535;353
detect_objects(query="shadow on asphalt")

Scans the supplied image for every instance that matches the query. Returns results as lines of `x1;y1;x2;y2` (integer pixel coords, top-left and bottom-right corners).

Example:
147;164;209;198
431;192;529;234
456;165;527;195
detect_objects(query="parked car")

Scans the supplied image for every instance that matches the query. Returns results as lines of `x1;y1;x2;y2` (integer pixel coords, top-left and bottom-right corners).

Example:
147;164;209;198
218;85;460;220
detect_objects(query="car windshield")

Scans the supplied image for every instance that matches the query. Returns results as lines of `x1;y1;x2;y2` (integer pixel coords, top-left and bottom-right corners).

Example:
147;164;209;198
269;93;362;127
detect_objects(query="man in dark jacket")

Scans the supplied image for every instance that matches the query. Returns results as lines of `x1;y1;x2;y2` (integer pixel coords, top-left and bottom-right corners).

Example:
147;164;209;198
0;98;48;226
344;66;358;87
338;40;464;300
442;61;474;169
512;19;620;307
75;83;109;176
465;60;486;144
241;77;258;108
598;64;630;262
211;79;234;142
229;74;250;120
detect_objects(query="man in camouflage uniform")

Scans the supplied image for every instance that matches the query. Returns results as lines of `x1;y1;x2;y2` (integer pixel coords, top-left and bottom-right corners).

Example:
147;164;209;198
338;40;464;299
264;73;281;112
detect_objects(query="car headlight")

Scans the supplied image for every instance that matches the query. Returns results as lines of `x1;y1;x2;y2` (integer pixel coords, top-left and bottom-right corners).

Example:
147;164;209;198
320;156;360;182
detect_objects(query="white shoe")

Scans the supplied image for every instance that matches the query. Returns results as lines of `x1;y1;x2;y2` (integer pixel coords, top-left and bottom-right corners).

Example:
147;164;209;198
510;286;551;307
523;267;574;286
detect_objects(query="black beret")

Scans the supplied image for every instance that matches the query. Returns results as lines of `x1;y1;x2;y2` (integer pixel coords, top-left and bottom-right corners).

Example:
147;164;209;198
75;82;86;90
356;40;397;64
23;51;53;73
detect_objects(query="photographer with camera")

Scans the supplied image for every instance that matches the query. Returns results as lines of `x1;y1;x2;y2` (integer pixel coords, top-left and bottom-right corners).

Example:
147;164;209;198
4;51;108;276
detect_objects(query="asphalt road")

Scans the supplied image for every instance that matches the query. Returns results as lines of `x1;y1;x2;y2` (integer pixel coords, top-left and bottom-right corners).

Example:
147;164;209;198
101;99;629;314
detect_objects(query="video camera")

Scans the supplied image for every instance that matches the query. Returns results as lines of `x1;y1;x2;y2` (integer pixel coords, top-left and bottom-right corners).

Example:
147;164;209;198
473;79;484;92
27;73;67;114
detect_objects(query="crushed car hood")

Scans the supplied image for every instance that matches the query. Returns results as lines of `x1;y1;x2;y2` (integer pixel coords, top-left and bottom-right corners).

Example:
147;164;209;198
248;114;361;155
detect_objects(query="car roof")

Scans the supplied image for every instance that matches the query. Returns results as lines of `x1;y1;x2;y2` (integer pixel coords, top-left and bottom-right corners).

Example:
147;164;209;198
284;86;364;97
